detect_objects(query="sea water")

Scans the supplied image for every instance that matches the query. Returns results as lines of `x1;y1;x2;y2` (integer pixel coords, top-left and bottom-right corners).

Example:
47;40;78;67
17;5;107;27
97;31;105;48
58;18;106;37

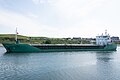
0;46;120;80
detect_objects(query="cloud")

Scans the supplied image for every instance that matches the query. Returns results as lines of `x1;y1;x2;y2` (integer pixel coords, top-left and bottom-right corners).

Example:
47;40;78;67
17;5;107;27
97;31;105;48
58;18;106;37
26;13;38;19
52;0;107;19
0;9;42;35
0;0;119;37
32;0;40;4
32;0;49;4
0;9;65;37
45;0;110;37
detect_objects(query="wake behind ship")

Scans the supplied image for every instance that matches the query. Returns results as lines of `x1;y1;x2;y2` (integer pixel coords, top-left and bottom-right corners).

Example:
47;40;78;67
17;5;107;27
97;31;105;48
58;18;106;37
2;31;117;53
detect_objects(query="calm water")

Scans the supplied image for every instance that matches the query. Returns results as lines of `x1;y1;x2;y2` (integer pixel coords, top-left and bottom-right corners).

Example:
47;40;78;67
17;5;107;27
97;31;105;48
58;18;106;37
0;46;120;80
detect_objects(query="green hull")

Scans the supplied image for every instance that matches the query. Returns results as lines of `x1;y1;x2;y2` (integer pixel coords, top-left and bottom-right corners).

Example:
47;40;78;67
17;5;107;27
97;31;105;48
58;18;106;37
2;43;117;53
2;43;41;53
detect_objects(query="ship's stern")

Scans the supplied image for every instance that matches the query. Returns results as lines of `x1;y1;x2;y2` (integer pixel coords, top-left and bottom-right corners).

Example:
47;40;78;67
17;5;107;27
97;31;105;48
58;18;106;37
104;43;117;51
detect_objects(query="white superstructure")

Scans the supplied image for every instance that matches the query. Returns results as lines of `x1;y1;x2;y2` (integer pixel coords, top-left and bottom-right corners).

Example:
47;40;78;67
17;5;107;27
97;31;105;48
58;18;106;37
96;30;112;46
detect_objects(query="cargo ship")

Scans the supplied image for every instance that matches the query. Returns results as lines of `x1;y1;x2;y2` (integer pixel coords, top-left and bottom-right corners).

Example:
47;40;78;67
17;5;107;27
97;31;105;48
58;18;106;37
2;31;117;53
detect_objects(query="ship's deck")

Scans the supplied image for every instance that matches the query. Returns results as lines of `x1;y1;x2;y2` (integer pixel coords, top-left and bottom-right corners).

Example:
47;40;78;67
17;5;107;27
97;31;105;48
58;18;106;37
31;44;105;50
31;44;96;46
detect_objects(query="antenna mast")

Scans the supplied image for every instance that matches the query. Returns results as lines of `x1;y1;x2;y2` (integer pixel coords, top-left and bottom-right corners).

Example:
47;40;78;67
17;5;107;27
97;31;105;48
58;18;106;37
105;29;107;35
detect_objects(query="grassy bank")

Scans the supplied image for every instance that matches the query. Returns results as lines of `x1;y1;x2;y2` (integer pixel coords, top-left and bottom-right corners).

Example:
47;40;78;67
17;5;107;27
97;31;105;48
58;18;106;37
0;34;91;44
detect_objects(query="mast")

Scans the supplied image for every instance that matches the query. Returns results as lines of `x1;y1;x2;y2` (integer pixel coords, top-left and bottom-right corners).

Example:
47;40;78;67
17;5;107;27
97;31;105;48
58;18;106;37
15;27;18;43
105;29;107;35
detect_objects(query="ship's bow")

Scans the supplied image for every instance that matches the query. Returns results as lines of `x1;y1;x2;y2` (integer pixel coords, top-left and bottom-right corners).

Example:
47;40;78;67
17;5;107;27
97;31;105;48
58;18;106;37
2;43;41;53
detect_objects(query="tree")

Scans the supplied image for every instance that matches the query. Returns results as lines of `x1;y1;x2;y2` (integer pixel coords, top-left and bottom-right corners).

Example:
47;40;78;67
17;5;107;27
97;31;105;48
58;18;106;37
44;39;51;44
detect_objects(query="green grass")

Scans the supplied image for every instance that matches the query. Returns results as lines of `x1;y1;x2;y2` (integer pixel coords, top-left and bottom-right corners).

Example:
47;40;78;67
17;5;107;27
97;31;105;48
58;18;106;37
0;34;90;44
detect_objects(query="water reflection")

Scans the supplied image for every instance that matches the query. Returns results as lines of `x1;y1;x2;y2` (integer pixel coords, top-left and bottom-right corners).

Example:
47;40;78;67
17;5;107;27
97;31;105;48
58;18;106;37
96;51;116;62
95;51;118;80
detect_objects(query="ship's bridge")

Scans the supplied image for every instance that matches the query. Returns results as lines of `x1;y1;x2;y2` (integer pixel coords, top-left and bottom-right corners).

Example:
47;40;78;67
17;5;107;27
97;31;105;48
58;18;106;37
96;31;112;46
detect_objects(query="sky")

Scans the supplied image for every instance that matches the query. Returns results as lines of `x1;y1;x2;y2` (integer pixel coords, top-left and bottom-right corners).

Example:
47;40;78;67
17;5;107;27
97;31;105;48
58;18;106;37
0;0;120;38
